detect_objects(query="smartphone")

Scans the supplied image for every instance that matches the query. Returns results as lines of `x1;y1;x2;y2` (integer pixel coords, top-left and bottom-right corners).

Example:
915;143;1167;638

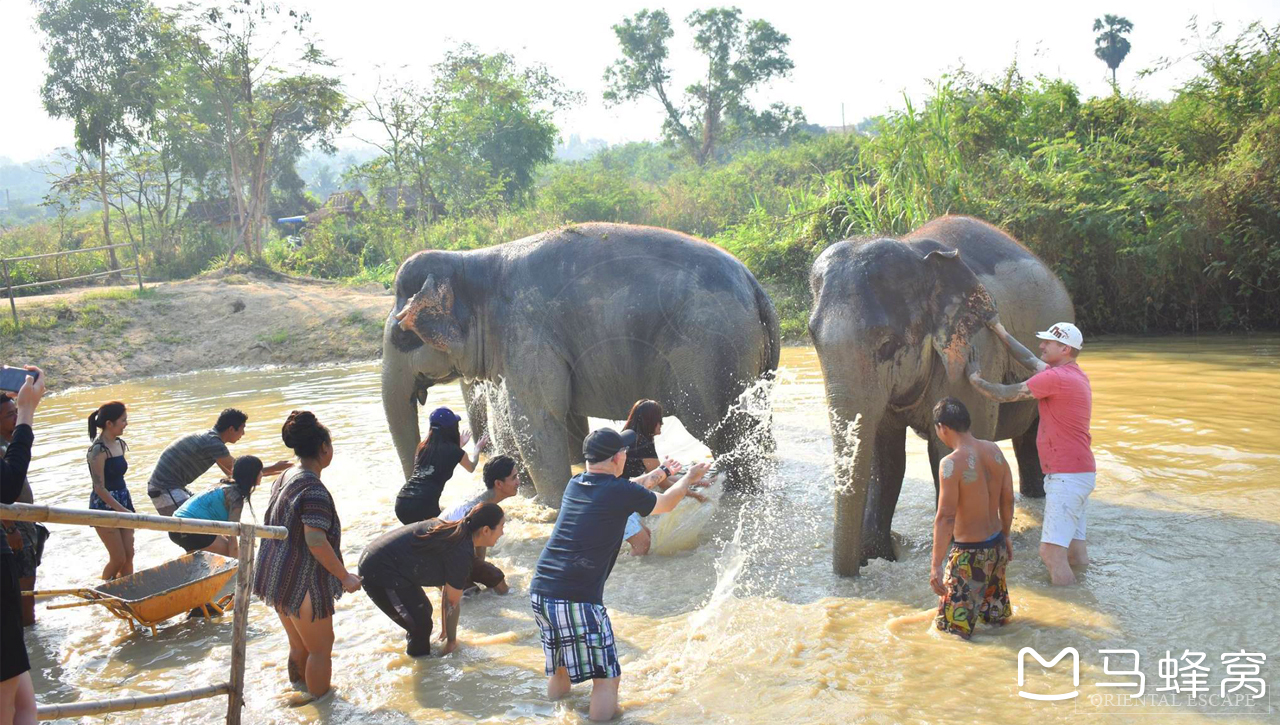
0;367;38;394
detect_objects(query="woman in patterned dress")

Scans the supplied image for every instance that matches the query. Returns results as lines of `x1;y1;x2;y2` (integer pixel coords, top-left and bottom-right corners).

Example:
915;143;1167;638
252;410;361;699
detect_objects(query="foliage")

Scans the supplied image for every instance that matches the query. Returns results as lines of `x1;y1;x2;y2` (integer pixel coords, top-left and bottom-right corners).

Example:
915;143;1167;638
353;45;579;221
603;7;803;165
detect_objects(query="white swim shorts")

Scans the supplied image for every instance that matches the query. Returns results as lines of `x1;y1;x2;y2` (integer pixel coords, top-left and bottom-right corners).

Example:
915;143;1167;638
1041;472;1096;547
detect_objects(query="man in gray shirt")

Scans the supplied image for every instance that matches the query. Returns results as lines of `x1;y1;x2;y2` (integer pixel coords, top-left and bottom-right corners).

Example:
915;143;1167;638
148;408;289;515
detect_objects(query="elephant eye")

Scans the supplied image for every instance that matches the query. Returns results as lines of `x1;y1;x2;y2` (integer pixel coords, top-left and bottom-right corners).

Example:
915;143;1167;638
876;336;901;361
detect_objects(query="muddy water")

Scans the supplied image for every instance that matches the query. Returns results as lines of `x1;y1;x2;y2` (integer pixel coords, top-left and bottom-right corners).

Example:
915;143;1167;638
18;337;1280;723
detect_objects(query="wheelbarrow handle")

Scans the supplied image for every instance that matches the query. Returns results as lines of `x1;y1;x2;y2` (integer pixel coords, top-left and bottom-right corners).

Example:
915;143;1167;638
23;587;94;599
48;598;113;611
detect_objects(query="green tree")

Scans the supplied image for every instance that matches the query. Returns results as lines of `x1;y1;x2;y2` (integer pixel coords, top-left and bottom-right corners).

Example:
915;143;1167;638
179;0;349;261
604;7;801;166
357;45;578;220
36;0;164;276
1093;14;1134;87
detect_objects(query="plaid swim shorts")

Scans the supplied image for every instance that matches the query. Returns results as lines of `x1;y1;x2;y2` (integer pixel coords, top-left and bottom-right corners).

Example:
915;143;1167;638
530;593;621;684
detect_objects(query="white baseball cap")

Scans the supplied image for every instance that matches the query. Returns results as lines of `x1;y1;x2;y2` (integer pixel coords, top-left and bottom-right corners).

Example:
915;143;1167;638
1035;322;1083;350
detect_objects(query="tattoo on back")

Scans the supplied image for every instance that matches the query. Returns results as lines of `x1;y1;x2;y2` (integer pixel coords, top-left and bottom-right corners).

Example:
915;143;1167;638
994;448;1006;465
962;450;978;483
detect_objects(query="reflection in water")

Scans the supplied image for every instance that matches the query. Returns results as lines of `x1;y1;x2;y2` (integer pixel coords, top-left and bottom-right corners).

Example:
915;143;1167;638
19;336;1280;723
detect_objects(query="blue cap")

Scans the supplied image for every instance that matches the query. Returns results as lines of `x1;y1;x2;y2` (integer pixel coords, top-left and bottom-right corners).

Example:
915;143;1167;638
428;407;462;428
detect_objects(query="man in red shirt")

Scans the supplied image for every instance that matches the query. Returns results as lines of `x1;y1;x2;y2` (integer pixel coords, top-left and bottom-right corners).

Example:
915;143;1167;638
968;320;1093;586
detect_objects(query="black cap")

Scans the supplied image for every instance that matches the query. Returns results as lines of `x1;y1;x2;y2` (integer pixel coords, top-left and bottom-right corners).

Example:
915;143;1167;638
583;428;637;463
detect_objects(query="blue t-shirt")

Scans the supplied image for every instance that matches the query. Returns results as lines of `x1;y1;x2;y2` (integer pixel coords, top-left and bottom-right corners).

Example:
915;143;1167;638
530;472;657;605
174;486;230;522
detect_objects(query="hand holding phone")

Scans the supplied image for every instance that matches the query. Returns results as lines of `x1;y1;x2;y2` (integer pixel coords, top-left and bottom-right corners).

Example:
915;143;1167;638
0;366;39;394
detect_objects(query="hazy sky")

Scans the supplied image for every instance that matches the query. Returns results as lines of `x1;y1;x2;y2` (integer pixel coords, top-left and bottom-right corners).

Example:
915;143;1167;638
1;0;1275;163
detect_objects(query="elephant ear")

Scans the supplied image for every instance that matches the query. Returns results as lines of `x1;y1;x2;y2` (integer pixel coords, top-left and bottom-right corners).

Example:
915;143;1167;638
923;248;998;383
394;274;464;351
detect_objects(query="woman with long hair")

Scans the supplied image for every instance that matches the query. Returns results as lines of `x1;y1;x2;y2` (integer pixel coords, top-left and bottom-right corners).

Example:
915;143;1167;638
394;407;487;525
170;455;263;557
620;399;706;556
359;503;505;656
85;401;135;580
252;411;361;700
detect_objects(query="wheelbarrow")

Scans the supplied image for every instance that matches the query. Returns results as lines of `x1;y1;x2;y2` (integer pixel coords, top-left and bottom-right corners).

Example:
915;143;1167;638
27;551;238;636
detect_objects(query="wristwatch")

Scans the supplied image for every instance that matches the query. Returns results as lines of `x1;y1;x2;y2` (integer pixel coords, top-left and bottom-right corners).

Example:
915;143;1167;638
659;465;671;478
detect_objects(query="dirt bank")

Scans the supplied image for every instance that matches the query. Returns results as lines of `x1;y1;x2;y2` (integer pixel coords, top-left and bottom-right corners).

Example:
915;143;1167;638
4;270;393;388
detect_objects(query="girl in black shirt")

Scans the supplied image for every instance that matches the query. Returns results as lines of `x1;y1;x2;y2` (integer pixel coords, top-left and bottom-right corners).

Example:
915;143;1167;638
621;400;706;555
395;407;487;524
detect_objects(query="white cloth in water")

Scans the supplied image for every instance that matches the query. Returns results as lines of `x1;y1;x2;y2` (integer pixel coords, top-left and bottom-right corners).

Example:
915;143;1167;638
1040;472;1095;546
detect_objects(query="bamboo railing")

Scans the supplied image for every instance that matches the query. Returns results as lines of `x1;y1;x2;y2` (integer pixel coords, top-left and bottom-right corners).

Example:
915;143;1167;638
0;502;286;724
1;241;144;327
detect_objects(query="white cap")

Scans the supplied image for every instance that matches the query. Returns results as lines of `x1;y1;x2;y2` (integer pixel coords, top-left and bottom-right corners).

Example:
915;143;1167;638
1035;322;1083;350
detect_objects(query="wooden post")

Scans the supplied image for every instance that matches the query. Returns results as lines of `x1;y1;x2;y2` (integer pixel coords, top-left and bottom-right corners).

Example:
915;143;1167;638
132;241;144;292
226;524;256;725
1;257;17;328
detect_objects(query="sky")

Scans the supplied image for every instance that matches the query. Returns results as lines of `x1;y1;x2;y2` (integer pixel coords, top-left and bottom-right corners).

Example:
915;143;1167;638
0;0;1276;163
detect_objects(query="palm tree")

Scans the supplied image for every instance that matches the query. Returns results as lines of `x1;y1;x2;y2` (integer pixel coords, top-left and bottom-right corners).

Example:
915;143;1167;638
1093;15;1134;88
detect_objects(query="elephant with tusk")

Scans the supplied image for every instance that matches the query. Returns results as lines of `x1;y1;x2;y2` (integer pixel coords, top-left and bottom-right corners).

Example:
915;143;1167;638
808;215;1074;576
382;222;781;506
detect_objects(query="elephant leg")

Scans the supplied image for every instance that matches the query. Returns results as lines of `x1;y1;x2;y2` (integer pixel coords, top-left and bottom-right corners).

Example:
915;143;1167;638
1013;416;1045;497
565;412;589;466
504;373;573;507
927;435;950;506
861;424;906;563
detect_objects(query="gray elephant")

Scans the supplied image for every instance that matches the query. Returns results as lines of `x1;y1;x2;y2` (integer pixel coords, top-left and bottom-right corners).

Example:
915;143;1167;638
382;222;780;505
808;215;1074;576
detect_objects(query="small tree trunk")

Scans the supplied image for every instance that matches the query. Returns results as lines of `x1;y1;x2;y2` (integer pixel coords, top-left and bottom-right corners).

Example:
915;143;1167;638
99;138;121;279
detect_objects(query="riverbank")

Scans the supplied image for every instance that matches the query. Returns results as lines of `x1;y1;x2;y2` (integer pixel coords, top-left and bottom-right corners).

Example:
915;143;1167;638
3;269;392;388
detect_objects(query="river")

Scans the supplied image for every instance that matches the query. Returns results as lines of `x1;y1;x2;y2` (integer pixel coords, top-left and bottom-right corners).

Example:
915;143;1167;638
16;337;1280;723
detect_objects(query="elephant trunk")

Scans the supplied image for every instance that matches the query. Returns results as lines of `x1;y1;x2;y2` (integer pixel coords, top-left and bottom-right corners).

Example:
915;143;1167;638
833;410;877;576
382;334;424;479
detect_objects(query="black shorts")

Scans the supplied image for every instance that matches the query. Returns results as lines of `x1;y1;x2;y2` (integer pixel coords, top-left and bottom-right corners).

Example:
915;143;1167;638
469;558;506;589
1;552;30;681
169;531;217;553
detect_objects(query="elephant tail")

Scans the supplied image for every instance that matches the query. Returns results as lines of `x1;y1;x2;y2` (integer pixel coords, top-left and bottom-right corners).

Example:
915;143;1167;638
753;277;781;376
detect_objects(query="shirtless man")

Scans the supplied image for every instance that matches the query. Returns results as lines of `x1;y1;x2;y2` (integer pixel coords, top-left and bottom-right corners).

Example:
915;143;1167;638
929;397;1014;640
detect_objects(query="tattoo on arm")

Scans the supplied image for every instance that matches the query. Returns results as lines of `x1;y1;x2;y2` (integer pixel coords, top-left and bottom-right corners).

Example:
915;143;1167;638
1000;333;1049;373
304;528;327;546
444;596;460;642
970;377;1036;403
940;458;955;480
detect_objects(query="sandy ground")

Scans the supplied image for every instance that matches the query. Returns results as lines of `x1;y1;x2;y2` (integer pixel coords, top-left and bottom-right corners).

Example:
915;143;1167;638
5;269;393;388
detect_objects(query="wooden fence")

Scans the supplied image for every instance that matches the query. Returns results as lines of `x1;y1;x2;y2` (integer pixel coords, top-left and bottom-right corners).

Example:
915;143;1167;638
1;242;144;327
0;502;286;724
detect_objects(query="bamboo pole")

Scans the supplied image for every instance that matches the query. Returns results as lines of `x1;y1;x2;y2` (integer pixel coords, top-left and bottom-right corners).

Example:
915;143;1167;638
36;683;232;721
1;257;17;327
0;503;286;539
226;524;256;725
7;268;130;292
5;242;137;263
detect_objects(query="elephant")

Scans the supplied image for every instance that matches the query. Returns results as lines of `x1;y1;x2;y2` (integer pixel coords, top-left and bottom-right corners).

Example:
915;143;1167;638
808;215;1074;576
382;222;781;506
